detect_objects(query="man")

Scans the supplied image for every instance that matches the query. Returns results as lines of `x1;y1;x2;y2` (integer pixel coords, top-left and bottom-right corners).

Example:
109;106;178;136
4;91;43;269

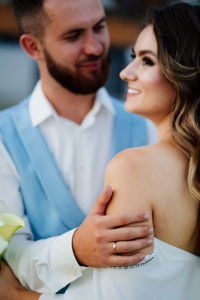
0;0;154;297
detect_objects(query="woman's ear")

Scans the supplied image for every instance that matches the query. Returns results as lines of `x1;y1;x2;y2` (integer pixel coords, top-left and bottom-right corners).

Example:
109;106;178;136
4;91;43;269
20;34;43;61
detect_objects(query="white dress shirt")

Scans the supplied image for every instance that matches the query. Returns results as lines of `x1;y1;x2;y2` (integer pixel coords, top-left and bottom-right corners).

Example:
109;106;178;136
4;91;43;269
0;82;157;293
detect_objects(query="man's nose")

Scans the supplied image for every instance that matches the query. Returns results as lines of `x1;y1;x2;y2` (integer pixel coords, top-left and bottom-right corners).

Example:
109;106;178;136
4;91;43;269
83;34;103;56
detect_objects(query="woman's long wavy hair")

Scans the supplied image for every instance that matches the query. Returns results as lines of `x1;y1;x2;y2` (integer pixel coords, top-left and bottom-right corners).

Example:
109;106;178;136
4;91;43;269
148;2;200;201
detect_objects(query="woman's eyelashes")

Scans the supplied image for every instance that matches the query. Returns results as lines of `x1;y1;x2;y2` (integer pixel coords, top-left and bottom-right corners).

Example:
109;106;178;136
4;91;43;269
142;57;155;66
130;51;155;66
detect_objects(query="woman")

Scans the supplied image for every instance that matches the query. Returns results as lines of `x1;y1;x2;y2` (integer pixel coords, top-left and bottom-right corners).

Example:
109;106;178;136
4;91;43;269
1;2;200;300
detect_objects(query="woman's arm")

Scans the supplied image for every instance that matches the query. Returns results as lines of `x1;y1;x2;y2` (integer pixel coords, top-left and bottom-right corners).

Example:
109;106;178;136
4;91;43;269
105;148;154;255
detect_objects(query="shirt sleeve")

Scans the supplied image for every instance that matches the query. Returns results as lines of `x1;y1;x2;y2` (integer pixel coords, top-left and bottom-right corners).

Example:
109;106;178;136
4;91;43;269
39;268;94;300
0;141;83;293
39;295;67;300
4;230;83;293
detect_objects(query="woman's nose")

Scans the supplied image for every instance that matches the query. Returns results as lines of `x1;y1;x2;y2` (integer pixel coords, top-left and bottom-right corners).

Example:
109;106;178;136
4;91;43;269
120;62;137;82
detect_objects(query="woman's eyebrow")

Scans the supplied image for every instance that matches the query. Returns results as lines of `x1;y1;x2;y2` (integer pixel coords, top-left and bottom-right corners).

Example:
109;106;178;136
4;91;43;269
138;49;157;57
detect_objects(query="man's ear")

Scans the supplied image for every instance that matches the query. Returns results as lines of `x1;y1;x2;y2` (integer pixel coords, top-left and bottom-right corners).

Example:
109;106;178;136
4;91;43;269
20;34;43;61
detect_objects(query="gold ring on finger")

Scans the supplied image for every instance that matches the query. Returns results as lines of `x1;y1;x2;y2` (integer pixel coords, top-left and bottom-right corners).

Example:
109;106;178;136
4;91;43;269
112;242;117;254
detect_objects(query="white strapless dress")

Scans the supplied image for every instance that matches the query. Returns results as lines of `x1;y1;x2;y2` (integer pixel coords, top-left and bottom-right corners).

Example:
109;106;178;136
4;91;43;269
40;238;200;300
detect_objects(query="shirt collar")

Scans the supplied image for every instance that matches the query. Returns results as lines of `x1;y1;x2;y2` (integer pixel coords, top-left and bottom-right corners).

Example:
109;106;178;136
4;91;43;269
29;81;56;127
95;87;115;115
29;81;115;127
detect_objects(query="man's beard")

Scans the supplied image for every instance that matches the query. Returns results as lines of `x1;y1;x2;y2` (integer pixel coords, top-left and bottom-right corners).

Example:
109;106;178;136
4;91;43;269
43;47;110;95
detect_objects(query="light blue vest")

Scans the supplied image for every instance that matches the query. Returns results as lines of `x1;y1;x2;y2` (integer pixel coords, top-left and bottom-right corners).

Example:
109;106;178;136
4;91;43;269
0;97;147;240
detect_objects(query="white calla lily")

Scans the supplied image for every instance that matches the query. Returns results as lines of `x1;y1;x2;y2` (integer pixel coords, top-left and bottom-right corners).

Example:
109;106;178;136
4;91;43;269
0;214;25;241
0;201;25;258
0;236;8;257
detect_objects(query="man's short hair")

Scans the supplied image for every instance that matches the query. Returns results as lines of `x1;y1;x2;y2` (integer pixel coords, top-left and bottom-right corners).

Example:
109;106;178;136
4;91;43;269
12;0;49;37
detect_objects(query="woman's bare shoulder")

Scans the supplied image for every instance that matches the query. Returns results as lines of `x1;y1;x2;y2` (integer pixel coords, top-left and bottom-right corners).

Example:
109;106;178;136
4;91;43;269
105;145;158;185
105;142;187;214
105;145;159;215
106;142;186;187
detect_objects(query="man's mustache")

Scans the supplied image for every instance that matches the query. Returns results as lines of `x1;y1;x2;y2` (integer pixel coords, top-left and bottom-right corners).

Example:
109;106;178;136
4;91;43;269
78;54;103;64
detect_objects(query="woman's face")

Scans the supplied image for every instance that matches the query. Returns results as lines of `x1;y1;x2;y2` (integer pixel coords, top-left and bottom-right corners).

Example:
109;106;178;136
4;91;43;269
120;25;175;124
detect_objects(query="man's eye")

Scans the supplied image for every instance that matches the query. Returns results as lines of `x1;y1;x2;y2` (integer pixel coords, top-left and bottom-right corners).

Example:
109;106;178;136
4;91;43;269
143;57;155;66
66;32;80;41
94;25;106;32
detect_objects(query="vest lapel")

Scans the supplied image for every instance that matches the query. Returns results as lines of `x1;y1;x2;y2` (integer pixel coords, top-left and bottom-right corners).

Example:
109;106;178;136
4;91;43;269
111;98;148;159
110;100;133;158
11;102;85;229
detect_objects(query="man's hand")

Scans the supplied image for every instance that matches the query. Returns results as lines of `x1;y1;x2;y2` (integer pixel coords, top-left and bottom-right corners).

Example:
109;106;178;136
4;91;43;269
72;186;153;267
0;260;41;300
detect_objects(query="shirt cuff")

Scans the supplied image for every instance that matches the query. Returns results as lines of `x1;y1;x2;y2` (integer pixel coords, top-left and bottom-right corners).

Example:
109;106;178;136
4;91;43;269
49;228;83;292
39;295;66;300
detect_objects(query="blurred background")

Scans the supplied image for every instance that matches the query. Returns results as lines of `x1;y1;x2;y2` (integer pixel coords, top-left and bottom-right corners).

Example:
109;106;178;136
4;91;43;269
0;0;198;109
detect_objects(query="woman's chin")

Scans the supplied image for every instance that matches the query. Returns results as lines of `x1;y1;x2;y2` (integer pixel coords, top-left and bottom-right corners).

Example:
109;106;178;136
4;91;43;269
124;101;140;115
